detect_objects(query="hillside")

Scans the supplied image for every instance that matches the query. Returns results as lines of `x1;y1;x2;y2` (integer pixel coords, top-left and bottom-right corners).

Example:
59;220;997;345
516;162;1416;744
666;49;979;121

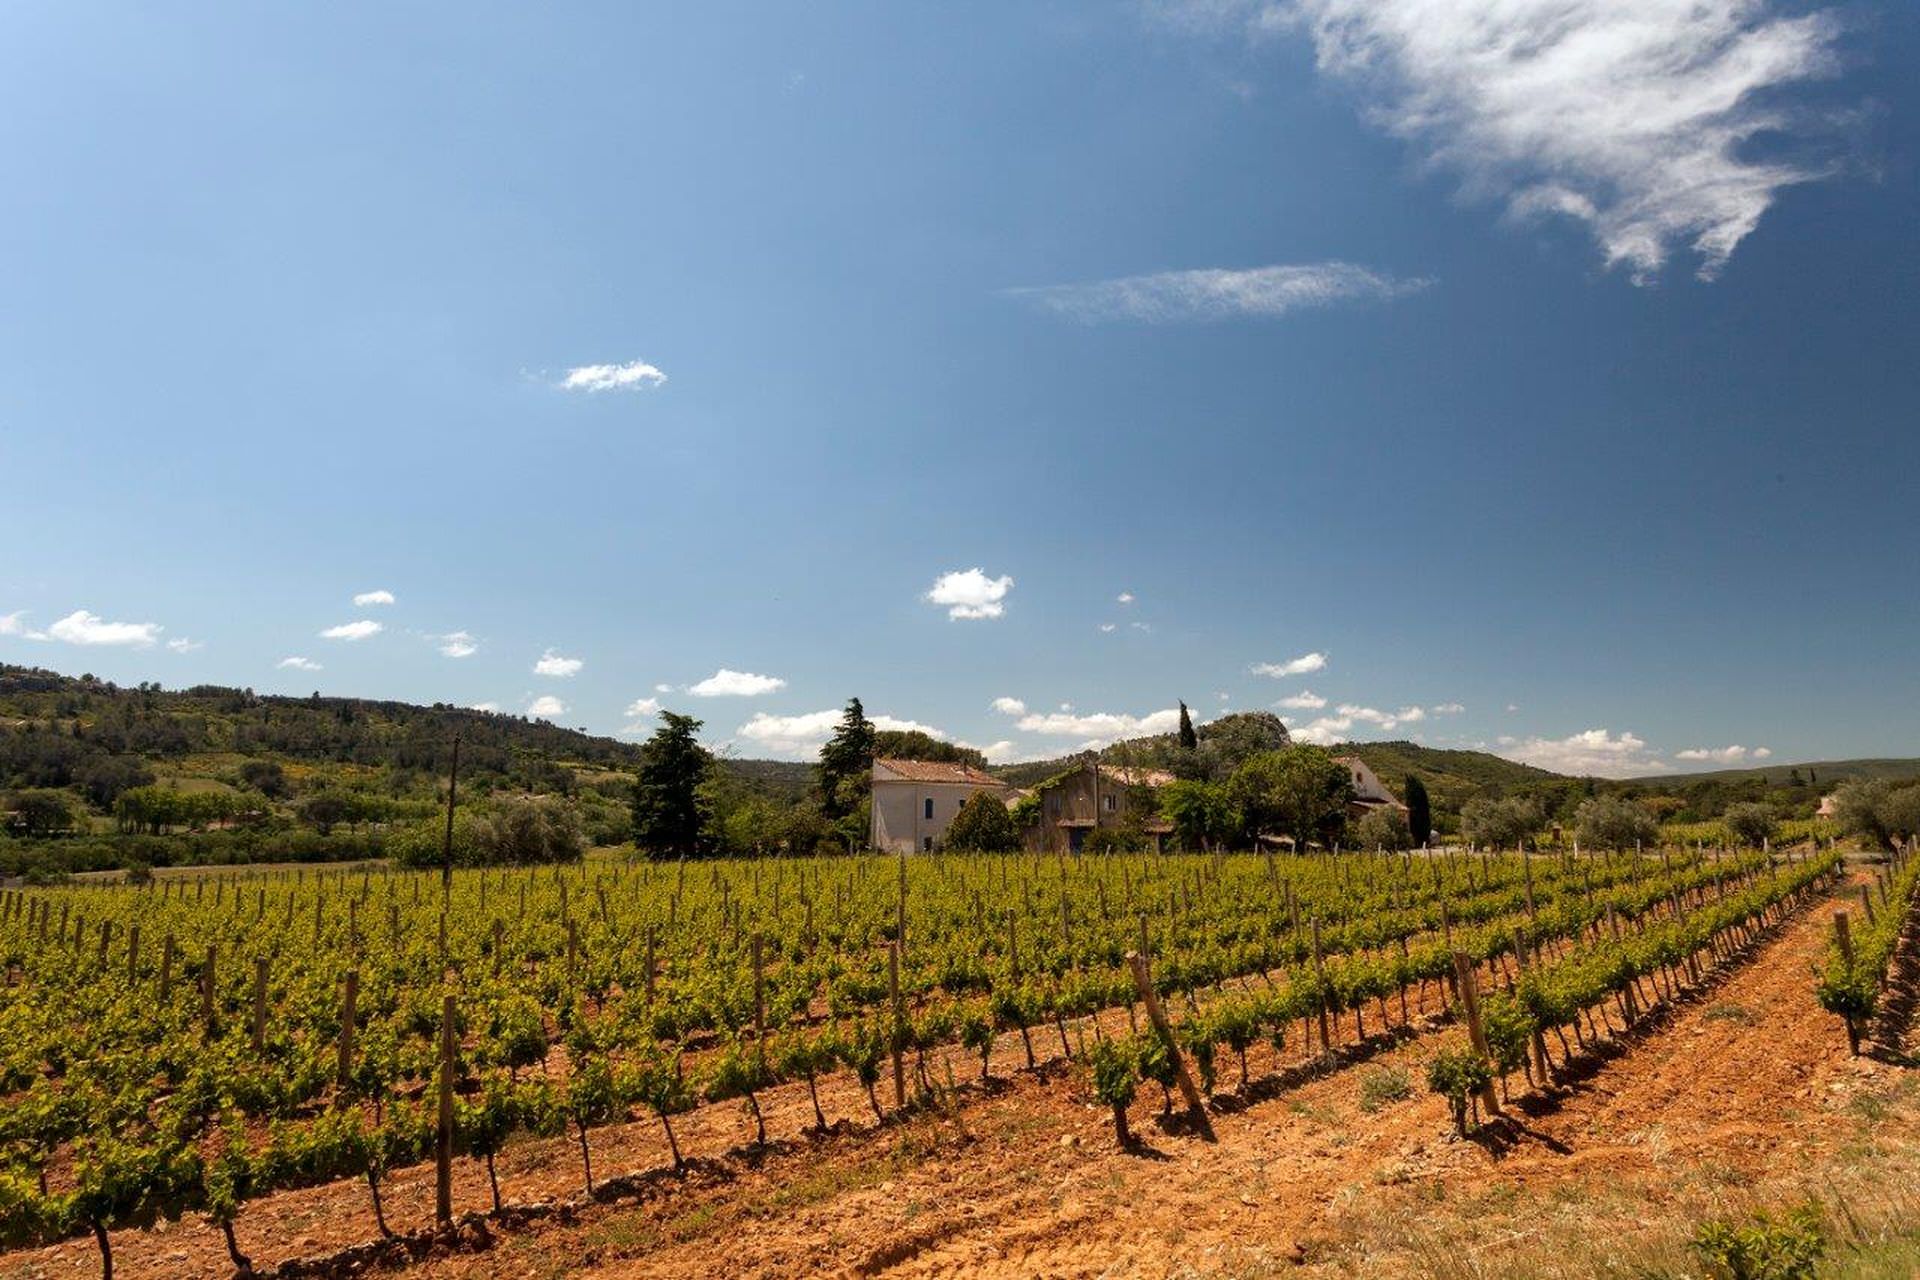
1625;758;1920;786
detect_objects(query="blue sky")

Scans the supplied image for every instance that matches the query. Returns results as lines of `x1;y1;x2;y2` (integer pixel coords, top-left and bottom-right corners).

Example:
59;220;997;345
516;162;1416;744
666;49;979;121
2;1;1916;775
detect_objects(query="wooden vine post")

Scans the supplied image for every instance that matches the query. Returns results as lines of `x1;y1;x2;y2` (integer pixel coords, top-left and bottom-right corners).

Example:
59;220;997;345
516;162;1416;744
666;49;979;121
1833;911;1860;1055
251;956;270;1052
435;994;456;1228
1450;950;1502;1117
201;944;218;1040
1125;950;1214;1140
887;940;906;1109
1509;929;1552;1085
336;969;360;1094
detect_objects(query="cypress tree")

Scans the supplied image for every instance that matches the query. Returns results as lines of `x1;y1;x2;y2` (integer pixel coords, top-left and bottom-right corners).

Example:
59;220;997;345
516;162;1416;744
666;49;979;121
1177;701;1198;753
1405;774;1432;848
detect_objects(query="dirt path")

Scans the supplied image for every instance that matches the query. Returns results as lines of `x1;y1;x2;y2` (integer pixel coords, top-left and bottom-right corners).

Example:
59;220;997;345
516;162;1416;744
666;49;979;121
6;876;1897;1280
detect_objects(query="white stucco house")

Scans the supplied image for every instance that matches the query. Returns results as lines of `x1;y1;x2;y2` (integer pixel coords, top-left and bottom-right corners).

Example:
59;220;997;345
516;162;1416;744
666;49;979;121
869;757;1009;853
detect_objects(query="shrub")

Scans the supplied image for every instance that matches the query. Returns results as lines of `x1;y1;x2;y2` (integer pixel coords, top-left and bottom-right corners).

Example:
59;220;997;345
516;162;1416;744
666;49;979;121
945;790;1020;852
388;797;583;868
1358;1065;1411;1113
1574;795;1660;850
1460;796;1544;850
1723;803;1778;849
1693;1203;1826;1280
1351;806;1413;852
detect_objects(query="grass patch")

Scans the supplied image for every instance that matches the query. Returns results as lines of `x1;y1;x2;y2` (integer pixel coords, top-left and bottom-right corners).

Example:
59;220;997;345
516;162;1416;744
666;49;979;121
1359;1065;1413;1113
1704;1003;1757;1025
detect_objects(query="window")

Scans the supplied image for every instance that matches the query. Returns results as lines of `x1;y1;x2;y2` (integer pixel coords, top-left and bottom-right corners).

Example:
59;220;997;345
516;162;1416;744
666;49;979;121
923;836;934;852
924;797;935;820
1103;794;1116;812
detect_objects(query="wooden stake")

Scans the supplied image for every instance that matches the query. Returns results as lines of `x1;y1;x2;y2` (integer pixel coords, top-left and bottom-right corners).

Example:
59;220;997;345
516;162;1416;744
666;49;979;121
336;969;359;1094
1450;950;1501;1116
1125;950;1214;1140
252;956;270;1052
435;994;456;1227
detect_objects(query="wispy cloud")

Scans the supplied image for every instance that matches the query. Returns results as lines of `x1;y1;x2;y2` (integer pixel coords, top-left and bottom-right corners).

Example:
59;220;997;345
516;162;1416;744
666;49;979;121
470;701;500;713
0;611;28;637
1276;690;1327;710
926;567;1014;620
353;589;396;607
527;695;568;718
165;637;203;654
278;656;322;671
1015;707;1184;743
687;668;787;697
991;697;1028;717
619;696;662;736
1007;261;1427;322
736;709;953;757
557;359;667;392
1430;702;1465;715
533;648;583;678
1174;0;1845;281
1675;744;1773;764
436;631;478;659
320;620;382;641
1252;651;1327;678
48;610;163;647
1116;591;1135;604
1498;728;1667;777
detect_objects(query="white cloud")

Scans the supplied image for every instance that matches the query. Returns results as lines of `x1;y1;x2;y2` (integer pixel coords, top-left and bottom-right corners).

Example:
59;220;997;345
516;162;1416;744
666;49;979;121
1099;623;1117;633
1117;591;1135;604
165;637;203;654
977;740;1018;762
925;567;1014;620
0;611;41;638
618;697;662;736
557;359;668;392
653;683;674;694
470;701;500;713
320;620;382;641
1130;621;1152;633
436;631;478;659
1251;651;1327;678
873;714;951;738
734;708;955;757
736;709;842;757
1431;702;1465;715
1006;261;1429;322
1189;0;1844;281
527;695;568;719
991;696;1028;717
48;610;163;648
277;656;322;671
687;668;787;697
1338;703;1426;730
1675;744;1773;765
1276;690;1328;710
1015;707;1184;744
1292;716;1353;746
533;648;583;678
353;590;396;607
1498;728;1667;777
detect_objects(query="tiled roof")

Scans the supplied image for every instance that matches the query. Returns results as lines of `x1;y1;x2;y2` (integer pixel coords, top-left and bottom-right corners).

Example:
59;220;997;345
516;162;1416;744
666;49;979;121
872;758;1005;787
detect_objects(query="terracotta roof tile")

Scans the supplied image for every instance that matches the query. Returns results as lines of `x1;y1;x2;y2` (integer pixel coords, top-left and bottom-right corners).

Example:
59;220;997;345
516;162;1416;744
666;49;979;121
872;758;1004;787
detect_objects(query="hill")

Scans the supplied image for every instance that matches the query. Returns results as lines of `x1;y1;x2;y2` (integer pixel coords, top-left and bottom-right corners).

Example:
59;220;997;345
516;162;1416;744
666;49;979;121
1624;758;1920;787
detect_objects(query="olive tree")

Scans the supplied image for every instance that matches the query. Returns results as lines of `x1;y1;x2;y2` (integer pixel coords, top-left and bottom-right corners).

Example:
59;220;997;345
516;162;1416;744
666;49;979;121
1722;802;1777;849
1459;795;1545;850
1351;805;1413;852
1574;795;1659;850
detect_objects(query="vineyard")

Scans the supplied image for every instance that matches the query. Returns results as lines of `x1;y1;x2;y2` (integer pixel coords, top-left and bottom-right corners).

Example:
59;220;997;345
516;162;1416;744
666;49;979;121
0;841;1861;1278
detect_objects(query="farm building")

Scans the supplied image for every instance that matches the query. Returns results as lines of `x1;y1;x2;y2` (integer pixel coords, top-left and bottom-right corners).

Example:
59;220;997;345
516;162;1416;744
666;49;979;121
1334;755;1406;819
1023;758;1175;854
868;757;1010;853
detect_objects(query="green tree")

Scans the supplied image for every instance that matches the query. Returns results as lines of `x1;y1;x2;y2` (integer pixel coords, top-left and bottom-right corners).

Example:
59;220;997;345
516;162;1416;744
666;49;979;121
944;790;1020;852
1177;702;1198;753
5;789;75;838
1723;802;1777;849
1159;779;1241;851
1460;795;1545;850
1574;795;1659;850
631;711;713;858
817;698;875;822
1404;774;1432;847
1351;805;1413;851
1227;745;1353;849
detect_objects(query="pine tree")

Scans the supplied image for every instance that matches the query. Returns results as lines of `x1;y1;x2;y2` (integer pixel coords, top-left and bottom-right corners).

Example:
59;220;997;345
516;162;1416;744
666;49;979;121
631;712;713;858
818;697;875;821
1177;701;1198;753
1404;774;1432;848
